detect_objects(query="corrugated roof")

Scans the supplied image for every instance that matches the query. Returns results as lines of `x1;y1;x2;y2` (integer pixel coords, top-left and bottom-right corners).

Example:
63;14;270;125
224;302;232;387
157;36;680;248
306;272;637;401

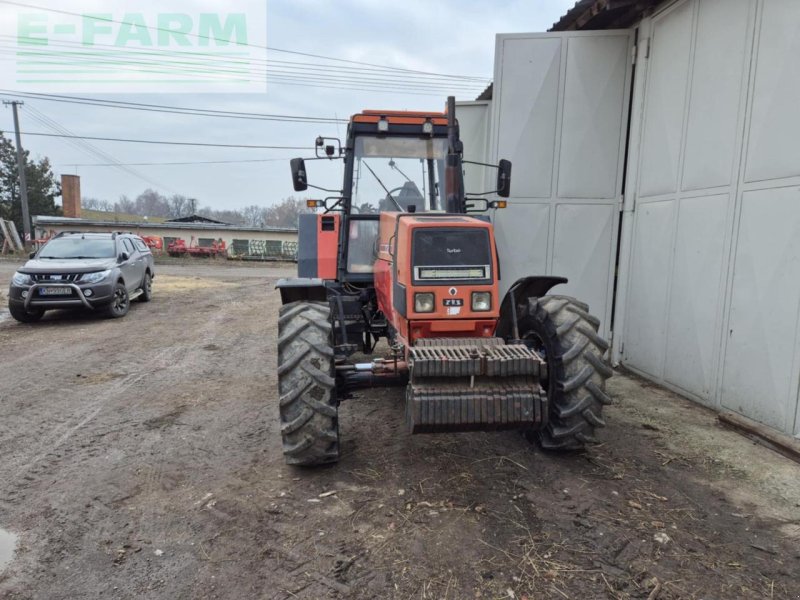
166;214;230;225
81;209;168;223
550;0;662;31
476;82;493;101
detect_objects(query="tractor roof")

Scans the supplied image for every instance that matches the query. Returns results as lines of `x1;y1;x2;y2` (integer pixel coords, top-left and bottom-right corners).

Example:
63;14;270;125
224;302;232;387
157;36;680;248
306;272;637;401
351;110;449;126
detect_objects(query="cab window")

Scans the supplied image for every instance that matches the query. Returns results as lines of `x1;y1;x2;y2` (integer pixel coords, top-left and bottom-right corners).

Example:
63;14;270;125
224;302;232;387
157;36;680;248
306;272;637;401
351;136;447;214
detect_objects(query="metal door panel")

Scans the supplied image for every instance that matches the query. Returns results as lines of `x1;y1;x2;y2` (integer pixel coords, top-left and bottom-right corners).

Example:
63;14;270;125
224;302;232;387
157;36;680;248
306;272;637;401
457;101;491;196
638;1;693;198
551;203;616;330
557;35;630;199
623;200;675;378
493;203;550;289
663;194;729;400
721;187;800;430
744;0;800;183
495;37;561;199
489;31;633;339
682;0;751;191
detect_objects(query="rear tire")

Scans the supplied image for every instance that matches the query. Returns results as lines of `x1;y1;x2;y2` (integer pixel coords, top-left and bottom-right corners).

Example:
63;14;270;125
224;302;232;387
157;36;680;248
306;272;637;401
8;303;44;323
278;301;339;466
138;273;153;302
517;295;612;451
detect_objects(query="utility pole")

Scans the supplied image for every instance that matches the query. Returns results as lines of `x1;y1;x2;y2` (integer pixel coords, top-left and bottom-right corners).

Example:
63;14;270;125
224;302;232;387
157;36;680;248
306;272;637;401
3;100;31;247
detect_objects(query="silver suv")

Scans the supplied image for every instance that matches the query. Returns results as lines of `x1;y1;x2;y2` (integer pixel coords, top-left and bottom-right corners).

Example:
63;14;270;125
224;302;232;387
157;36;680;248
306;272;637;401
7;232;155;323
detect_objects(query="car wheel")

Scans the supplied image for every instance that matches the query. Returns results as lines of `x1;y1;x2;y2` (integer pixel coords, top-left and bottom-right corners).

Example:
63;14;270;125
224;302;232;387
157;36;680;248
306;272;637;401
105;282;130;318
8;302;44;323
139;272;153;302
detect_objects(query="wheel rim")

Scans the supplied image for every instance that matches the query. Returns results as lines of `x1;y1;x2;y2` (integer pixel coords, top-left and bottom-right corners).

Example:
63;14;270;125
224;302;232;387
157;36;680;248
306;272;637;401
114;287;128;312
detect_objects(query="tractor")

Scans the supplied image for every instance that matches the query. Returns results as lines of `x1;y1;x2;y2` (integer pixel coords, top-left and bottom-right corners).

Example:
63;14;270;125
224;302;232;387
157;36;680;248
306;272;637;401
276;97;612;466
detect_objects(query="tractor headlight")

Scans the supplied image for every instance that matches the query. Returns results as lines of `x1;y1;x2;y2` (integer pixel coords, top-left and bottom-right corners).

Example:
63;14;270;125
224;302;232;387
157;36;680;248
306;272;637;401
414;292;435;313
81;270;111;284
12;271;33;286
471;291;492;311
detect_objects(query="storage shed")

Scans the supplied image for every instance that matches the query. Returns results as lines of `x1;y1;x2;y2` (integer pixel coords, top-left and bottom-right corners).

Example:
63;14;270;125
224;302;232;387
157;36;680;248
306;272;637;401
464;0;800;438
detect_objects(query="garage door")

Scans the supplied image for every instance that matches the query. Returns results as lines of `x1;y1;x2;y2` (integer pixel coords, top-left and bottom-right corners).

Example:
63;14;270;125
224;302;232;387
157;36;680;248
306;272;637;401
618;0;800;436
488;30;633;337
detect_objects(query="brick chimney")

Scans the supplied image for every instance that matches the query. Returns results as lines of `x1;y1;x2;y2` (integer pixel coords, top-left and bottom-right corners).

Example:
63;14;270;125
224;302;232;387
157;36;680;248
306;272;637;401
61;174;81;218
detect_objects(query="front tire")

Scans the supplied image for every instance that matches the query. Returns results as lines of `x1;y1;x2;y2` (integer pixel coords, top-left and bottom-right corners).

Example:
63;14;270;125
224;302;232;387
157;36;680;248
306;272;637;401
9;303;44;323
517;295;613;451
104;282;130;318
277;301;339;466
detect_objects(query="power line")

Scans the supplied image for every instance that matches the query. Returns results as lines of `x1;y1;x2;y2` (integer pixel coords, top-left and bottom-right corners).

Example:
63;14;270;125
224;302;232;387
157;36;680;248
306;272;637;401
0;36;490;85
60;158;292;167
0;2;490;82
24;105;176;192
0;45;485;92
18;131;314;150
0;90;349;123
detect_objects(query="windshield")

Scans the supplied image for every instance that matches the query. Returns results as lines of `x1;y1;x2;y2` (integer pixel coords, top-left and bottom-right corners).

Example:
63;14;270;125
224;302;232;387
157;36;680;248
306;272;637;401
351;136;447;214
39;238;116;259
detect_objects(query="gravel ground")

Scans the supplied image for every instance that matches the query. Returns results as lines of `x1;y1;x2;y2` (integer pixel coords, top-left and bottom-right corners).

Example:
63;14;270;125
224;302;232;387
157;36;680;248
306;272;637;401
0;260;798;599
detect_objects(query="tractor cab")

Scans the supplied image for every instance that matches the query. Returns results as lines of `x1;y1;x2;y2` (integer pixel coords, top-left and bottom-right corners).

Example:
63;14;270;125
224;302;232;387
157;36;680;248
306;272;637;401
289;109;464;280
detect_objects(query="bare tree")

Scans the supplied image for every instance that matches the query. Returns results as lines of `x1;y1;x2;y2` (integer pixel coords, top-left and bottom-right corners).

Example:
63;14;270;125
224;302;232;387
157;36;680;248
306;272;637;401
168;194;191;219
263;197;312;228
134;189;170;218
115;195;135;214
82;197;112;211
241;204;265;228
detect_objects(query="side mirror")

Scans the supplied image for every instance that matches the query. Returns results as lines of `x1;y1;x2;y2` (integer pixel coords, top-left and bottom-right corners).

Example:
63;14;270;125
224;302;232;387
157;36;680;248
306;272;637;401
29;251;36;259
496;159;512;198
290;158;308;192
119;251;129;262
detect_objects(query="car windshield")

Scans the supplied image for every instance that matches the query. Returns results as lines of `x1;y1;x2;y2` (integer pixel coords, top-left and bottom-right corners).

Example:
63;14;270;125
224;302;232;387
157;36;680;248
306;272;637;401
351;136;447;214
39;238;116;259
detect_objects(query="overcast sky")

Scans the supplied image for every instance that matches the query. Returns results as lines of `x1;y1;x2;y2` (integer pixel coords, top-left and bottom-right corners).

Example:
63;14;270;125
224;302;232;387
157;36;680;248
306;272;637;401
0;0;575;211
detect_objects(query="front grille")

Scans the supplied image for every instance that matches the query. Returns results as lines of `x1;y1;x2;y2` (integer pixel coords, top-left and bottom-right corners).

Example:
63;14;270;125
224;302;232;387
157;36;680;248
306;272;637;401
414;265;490;281
31;273;82;283
411;227;493;284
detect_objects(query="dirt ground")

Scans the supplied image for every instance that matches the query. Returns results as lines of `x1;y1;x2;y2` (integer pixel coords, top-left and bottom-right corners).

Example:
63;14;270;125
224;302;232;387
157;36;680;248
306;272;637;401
0;260;798;600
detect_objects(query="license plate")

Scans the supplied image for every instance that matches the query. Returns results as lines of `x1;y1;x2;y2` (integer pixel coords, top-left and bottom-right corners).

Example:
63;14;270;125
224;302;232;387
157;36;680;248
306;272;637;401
39;287;72;296
443;298;463;307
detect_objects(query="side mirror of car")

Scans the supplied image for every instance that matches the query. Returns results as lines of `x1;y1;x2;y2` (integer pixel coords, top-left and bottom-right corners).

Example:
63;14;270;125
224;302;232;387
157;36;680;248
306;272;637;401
496;159;512;198
119;251;129;262
29;251;36;259
290;158;308;192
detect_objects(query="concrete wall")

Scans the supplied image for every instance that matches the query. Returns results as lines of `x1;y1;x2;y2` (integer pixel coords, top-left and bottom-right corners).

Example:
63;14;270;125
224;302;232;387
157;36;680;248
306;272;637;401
34;221;298;258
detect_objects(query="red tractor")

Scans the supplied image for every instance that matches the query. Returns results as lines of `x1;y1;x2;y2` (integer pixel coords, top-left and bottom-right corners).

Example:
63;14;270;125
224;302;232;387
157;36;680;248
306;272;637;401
277;97;611;466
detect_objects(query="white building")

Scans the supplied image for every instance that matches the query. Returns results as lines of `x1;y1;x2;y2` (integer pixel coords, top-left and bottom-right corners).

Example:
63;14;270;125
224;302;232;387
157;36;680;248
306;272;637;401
462;0;800;439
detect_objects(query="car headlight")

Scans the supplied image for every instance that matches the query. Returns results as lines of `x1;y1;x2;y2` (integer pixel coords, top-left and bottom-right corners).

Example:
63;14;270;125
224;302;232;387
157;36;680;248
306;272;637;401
81;270;111;284
11;272;33;286
471;291;492;311
414;292;435;313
